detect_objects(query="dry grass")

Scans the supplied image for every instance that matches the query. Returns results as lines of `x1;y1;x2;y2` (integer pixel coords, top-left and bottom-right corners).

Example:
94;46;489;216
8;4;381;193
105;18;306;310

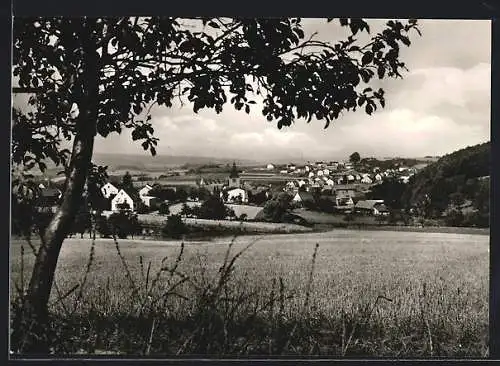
10;229;488;357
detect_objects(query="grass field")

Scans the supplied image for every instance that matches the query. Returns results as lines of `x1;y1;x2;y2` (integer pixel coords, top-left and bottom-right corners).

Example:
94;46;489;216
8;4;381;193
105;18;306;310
10;229;488;357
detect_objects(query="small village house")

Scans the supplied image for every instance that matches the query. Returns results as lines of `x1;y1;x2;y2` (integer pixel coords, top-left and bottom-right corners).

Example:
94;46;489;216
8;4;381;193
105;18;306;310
101;182;119;199
355;200;390;216
111;189;136;212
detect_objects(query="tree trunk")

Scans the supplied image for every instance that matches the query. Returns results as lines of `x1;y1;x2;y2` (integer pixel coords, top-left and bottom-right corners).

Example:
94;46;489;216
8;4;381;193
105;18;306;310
13;45;98;354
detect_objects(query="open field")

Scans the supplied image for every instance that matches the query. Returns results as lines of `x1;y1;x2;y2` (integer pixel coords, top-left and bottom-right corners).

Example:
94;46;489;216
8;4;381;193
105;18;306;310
10;229;488;357
138;213;311;234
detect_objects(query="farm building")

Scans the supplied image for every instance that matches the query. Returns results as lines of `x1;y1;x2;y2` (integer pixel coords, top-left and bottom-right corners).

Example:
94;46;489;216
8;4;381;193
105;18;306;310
141;195;160;208
292;191;315;207
101;182;119;199
223;187;248;203
111;189;136;212
138;184;153;197
355;200;390;216
361;176;373;184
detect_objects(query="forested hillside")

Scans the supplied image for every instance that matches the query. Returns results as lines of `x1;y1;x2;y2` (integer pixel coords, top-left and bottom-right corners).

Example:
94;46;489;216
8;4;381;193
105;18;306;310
402;141;490;226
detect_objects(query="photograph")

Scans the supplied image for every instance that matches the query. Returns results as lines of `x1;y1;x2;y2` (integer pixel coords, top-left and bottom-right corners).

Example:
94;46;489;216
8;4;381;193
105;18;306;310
10;16;490;358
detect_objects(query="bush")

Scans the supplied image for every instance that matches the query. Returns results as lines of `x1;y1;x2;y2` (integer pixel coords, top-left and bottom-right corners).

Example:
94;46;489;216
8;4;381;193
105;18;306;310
445;209;464;227
96;215;112;238
161;214;188;239
158;202;170;215
109;211;141;239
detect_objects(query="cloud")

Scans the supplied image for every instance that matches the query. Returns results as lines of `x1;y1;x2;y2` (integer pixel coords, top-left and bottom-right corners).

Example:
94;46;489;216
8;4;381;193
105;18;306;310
332;108;488;157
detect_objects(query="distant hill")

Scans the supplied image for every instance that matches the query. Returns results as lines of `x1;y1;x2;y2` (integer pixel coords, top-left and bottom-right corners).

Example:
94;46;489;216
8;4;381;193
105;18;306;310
402;141;490;222
92;153;263;172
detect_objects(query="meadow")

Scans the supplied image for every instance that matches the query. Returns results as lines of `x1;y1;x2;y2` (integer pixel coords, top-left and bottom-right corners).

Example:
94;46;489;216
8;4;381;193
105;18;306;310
10;229;488;357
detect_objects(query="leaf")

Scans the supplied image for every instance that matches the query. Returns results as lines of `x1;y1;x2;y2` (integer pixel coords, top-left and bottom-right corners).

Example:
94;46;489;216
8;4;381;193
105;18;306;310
365;104;373;115
400;36;411;46
361;51;373;65
245;105;250;114
339;18;349;26
377;65;386;79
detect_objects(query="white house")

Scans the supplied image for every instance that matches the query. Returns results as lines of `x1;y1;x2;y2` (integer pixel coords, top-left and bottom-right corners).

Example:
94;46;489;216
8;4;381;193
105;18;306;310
317;170;324;177
399;176;411;184
305;165;310;172
266;164;275;170
323;169;330;176
101;182;119;199
279;170;288;174
139;184;153;197
223;187;248;203
361;176;373;184
111;189;135;211
308;172;315;178
374;173;383;182
326;178;334;186
141;195;160;208
285;181;298;191
346;174;355;182
298;179;306;187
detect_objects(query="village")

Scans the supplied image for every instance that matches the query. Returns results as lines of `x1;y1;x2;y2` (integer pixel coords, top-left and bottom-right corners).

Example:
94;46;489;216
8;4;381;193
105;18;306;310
32;155;427;233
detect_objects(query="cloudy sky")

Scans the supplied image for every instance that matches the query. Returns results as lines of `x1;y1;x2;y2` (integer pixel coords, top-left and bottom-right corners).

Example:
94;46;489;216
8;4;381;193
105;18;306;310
14;19;491;163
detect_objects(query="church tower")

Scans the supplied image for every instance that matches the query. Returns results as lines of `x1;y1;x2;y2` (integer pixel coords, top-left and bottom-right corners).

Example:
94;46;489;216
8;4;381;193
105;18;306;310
228;162;240;188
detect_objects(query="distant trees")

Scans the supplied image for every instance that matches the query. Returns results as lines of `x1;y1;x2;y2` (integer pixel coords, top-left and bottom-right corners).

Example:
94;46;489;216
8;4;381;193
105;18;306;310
366;178;406;209
349;152;361;164
158;202;170;215
161;214;188;239
262;192;293;222
198;196;234;220
248;190;269;205
108;211;141;239
121;171;134;191
402;141;490;220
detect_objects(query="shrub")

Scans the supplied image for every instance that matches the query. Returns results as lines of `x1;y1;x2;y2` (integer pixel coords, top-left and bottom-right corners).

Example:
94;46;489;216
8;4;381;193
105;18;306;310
96;215;112;238
158;202;170;215
161;214;188;239
109;211;141;239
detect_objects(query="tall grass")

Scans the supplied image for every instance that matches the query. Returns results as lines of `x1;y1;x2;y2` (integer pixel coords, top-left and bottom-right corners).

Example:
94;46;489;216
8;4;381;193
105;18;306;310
9;230;488;357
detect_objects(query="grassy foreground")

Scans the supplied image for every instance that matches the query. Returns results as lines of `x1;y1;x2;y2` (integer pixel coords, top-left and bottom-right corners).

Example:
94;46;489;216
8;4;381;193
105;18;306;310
10;230;488;357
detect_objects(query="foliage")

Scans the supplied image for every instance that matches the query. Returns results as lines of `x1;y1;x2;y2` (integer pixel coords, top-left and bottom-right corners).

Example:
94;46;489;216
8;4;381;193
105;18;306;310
198;196;234;220
135;201;152;214
343;213;355;223
121;171;134;191
349;152;361;164
71;207;92;237
94;215;110;238
161;214;188;239
402;141;490;223
13;17;420;180
248;190;269;206
149;186;178;202
366;178;406;209
108;211;141;239
262;192;293;222
158;202;170;215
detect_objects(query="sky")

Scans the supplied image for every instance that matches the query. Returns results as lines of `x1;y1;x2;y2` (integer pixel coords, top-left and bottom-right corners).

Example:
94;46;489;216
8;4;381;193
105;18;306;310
14;19;492;163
